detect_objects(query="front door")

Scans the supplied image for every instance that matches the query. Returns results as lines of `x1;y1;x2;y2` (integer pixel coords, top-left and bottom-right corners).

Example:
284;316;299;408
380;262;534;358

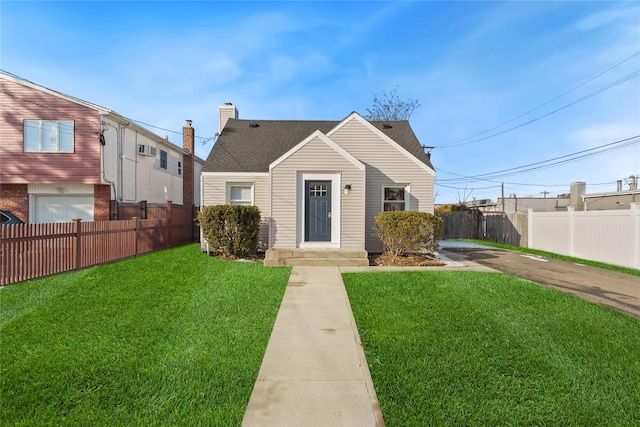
305;180;331;242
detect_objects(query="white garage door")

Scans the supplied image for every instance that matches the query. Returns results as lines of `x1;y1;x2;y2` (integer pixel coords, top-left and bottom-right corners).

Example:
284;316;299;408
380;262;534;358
34;195;94;223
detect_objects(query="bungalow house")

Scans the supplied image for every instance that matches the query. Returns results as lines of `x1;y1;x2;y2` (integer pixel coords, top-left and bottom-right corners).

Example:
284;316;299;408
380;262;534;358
201;104;436;266
0;71;204;223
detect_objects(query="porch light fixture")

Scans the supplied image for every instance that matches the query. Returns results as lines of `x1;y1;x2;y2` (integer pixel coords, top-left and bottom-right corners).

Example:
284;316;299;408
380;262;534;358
343;184;352;195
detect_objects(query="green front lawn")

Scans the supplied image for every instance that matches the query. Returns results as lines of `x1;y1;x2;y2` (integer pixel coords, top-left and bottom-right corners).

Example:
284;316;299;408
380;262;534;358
344;271;640;426
1;244;290;426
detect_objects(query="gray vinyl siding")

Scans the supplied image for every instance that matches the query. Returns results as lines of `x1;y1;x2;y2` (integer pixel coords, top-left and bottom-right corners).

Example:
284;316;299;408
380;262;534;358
331;118;435;252
270;136;365;249
201;172;270;249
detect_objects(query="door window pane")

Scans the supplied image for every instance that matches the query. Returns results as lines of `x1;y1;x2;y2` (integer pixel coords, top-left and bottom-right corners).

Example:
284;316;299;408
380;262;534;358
309;184;327;197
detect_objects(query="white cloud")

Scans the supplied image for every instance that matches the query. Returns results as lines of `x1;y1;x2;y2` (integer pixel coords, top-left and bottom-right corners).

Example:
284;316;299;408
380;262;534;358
269;54;332;83
576;5;640;30
569;123;640;147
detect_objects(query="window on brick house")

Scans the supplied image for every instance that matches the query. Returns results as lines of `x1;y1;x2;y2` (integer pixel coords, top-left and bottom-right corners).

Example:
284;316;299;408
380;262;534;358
177;160;182;176
24;120;74;152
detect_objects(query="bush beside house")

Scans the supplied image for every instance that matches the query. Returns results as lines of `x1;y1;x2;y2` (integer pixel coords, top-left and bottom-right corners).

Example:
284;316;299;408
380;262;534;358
198;205;261;258
375;211;443;256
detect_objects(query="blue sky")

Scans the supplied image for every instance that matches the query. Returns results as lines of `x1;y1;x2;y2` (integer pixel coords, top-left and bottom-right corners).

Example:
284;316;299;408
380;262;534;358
2;1;639;204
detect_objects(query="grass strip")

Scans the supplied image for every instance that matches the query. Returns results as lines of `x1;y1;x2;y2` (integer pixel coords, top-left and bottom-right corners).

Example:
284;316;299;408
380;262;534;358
454;239;640;276
1;244;290;426
344;271;640;426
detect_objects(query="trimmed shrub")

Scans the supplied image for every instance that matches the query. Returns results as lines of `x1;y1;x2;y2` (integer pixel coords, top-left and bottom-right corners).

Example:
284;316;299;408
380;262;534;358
375;211;444;256
198;205;261;257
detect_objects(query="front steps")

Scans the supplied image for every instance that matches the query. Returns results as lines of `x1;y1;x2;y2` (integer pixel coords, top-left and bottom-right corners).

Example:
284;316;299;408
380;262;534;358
264;248;369;267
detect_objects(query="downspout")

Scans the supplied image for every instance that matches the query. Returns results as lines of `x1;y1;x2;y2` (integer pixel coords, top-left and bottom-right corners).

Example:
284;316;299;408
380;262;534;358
117;122;132;202
100;119;117;204
116;124;123;202
134;132;138;201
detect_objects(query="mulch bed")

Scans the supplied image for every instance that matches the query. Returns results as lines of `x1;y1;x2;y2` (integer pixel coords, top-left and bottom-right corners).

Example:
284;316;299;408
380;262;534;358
211;251;446;267
369;253;446;267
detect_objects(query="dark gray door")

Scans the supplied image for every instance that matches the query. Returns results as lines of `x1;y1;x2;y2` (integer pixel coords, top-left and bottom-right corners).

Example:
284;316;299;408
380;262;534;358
305;180;331;242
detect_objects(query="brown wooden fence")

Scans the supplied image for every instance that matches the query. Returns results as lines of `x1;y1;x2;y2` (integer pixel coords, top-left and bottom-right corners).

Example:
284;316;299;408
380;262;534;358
436;211;528;247
1;210;198;286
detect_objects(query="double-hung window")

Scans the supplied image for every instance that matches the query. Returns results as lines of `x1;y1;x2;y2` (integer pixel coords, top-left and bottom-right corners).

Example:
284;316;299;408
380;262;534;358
160;150;168;169
24;120;74;152
383;185;409;211
228;183;253;206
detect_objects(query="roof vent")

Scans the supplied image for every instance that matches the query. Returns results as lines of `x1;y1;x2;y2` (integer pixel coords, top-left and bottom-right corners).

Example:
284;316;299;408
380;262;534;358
225;102;233;105
249;123;260;128
383;123;392;129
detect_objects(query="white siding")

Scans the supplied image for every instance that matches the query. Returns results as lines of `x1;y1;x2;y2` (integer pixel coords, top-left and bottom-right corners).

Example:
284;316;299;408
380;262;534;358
270;136;365;249
101;118;185;204
201;172;270;249
330;118;435;252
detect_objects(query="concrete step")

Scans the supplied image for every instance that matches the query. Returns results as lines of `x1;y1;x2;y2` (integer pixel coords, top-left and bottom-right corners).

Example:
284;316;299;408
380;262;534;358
264;249;369;267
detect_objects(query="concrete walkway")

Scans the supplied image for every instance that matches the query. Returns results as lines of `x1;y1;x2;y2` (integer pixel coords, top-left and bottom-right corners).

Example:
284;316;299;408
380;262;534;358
242;266;384;426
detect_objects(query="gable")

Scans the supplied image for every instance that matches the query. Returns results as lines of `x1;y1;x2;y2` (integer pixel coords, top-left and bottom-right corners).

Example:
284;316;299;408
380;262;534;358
270;130;365;171
205;120;337;173
328;113;435;176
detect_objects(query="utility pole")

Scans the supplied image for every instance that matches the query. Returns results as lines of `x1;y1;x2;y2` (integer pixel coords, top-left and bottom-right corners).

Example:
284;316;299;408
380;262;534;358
501;182;505;213
541;191;550;198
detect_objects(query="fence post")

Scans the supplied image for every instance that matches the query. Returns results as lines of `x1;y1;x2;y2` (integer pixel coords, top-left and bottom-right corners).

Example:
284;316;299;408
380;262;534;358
167;201;173;246
630;203;639;269
132;217;139;256
192;204;197;242
527;209;533;249
139;200;147;219
73;218;82;270
567;206;575;258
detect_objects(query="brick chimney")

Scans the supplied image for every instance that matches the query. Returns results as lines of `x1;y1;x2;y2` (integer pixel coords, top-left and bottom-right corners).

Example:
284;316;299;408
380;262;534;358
218;102;239;133
182;120;195;208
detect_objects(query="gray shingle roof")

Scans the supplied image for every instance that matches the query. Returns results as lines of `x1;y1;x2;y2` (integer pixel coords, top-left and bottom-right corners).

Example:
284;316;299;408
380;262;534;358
203;118;433;173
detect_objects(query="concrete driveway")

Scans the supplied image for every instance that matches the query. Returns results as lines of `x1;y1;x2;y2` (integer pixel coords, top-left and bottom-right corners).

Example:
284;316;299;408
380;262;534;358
439;242;640;319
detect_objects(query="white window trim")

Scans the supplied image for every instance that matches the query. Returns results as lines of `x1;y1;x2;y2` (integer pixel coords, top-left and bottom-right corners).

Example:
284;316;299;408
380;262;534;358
381;184;410;212
297;172;341;248
24;120;74;153
226;182;254;206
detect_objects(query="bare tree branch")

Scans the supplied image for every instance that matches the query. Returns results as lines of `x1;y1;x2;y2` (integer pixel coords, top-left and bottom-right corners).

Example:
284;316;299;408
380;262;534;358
364;86;420;121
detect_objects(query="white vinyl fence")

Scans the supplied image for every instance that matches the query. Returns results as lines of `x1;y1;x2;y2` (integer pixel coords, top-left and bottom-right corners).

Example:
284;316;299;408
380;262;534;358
528;204;640;269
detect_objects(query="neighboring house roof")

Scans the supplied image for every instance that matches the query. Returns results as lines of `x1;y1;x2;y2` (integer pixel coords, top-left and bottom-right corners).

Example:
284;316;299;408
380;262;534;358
0;70;201;160
204;117;433;173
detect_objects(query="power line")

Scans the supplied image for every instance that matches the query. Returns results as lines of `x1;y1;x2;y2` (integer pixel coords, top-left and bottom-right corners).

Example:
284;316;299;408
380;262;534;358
436;169;613;187
438;135;640;183
441;50;640;147
438;70;640;149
